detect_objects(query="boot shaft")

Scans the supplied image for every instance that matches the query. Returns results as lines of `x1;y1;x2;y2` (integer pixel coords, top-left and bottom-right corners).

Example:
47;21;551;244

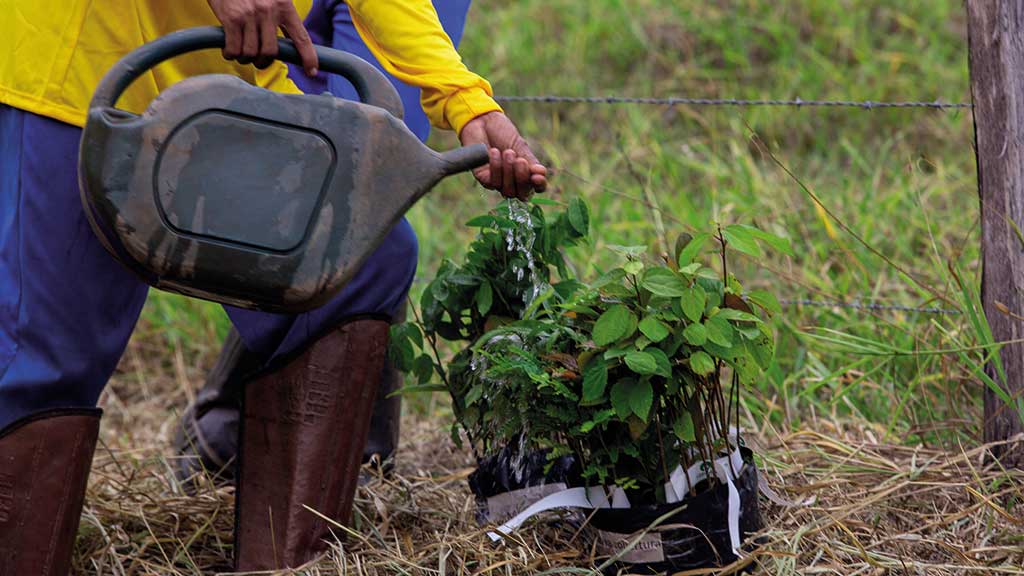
0;409;100;576
234;318;389;571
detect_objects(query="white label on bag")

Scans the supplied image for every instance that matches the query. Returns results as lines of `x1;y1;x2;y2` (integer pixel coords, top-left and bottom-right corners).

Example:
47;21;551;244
485;483;568;523
595;529;666;564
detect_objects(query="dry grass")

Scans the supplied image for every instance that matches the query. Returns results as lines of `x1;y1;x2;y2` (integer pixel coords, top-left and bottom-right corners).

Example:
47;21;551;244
72;332;1024;576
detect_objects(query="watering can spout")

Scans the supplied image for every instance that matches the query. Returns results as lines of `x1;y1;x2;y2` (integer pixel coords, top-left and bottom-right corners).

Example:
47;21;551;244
79;27;489;313
439;144;490;176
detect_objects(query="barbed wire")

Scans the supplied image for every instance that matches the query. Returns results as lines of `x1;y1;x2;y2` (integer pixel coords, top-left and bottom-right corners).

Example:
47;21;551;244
495;95;972;110
779;299;959;315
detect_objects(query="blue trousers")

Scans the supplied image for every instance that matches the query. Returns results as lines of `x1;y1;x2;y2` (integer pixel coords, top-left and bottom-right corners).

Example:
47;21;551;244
0;0;470;431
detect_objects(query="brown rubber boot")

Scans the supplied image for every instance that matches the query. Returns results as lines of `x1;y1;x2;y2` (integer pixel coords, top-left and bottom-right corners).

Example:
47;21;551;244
0;408;101;575
234;318;389;571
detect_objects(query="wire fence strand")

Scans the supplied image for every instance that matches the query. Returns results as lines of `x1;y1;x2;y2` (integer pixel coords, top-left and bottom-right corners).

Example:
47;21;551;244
495;95;972;110
779;299;959;315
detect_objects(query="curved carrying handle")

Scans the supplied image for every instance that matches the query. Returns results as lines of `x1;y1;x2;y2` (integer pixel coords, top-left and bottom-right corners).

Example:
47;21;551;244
89;26;403;119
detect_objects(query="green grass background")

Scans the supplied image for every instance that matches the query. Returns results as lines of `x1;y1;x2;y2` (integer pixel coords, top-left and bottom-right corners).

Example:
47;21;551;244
140;1;992;446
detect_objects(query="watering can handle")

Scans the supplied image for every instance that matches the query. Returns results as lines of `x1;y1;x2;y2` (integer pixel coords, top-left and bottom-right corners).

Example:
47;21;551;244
89;26;404;119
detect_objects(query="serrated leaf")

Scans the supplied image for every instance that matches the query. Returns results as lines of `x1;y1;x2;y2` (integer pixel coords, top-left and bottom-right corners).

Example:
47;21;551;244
638;316;670;342
677;232;711;266
680;285;707;322
582;356;609;403
610;380;633;419
642;268;688;297
628;379;654;421
593;305;637;346
673;412;696;442
568;198;590;235
722;225;764;258
689;350;716;376
705;316;735;348
476;282;493;315
624;351;657;375
683;322;708;345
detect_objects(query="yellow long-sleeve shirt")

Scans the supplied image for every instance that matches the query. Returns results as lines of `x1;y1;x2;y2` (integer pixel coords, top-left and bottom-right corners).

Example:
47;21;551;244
0;0;500;134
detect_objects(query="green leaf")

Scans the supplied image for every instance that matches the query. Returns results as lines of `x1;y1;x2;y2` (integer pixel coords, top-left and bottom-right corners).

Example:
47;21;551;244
715;308;762;323
476;282;493;316
689;350;716;376
610;380;633;419
413;355;435;384
646;347;673;378
705;316;735;348
747;289;782;316
623;260;644;276
737;224;793;256
465;384;484;406
680;285;707;322
624;350;657;375
722;225;764;258
568;198;590;235
642;268;688;297
673;412;696;442
745;324;775;369
604;344;632;359
628;379;654;421
465;215;497;227
593;304;637;346
683;322;708;346
582;356;609;403
394;383;448;396
673;232;693;264
677;232;711;266
608;244;647;258
530;197;560;206
638;316;670;342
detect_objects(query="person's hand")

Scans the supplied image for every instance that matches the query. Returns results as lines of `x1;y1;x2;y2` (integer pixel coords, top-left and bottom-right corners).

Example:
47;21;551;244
207;0;318;76
459;111;548;200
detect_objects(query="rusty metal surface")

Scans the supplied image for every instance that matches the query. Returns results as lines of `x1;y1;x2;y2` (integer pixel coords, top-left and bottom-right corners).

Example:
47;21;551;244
79;28;487;312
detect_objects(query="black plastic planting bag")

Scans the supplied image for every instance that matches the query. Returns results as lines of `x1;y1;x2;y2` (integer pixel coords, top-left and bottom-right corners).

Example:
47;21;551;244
468;446;579;525
588;449;763;574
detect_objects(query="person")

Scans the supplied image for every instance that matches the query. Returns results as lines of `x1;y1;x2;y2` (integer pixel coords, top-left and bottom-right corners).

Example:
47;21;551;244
173;0;476;487
0;1;546;574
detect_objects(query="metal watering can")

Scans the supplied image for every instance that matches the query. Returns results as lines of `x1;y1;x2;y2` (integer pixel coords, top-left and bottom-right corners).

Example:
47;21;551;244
80;27;488;312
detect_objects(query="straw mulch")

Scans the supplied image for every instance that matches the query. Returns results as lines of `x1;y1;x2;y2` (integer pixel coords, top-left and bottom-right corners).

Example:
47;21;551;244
72;343;1024;575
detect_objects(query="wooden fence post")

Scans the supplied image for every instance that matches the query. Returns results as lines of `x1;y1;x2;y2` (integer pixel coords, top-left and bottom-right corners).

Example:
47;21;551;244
967;0;1024;467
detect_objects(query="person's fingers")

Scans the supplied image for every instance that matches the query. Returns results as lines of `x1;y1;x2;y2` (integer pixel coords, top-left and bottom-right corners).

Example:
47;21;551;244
514;157;531;199
239;16;258;65
488;148;503;192
531;173;548;193
254;9;278;69
281;8;318;76
502;149;517;199
221;17;242;61
472;165;492;188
